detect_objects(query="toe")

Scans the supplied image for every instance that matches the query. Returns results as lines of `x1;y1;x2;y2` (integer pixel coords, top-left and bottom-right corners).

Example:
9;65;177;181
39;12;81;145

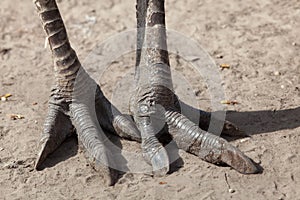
142;136;169;176
220;143;259;174
166;110;260;174
35;104;73;170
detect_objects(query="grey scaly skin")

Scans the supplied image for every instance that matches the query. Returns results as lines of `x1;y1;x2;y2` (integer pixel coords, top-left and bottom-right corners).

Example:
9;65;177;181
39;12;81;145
131;0;258;175
34;0;140;186
34;0;259;185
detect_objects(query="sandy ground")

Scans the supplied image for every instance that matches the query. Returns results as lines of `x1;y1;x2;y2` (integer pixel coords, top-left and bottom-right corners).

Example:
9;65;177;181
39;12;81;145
0;0;300;199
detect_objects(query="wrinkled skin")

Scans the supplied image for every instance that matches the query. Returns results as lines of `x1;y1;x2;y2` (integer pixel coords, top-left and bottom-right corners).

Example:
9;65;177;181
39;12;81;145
34;0;260;186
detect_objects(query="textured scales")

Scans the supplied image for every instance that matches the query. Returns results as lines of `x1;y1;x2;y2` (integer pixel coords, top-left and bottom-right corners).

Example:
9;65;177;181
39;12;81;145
34;0;140;186
131;0;258;175
34;0;260;186
132;0;174;175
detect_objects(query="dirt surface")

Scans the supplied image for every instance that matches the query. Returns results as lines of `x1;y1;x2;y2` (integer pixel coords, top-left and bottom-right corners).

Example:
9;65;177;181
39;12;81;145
0;0;299;199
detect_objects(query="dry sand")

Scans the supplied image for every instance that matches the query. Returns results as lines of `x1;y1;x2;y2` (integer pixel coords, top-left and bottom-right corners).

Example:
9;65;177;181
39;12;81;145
0;0;299;199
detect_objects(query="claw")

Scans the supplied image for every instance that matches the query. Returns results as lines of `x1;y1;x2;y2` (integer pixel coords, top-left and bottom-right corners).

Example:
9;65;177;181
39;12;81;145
142;136;169;176
220;142;259;174
83;144;119;186
35;103;73;170
71;103;119;186
151;147;169;176
139;119;170;176
166;110;259;174
196;136;259;174
133;103;170;175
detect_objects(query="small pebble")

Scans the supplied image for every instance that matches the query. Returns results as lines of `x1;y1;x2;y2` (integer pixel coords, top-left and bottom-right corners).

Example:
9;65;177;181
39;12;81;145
0;147;4;151
274;71;281;76
159;181;167;185
229;188;235;193
281;85;285;89
1;97;7;101
292;42;297;46
240;138;250;143
220;64;230;69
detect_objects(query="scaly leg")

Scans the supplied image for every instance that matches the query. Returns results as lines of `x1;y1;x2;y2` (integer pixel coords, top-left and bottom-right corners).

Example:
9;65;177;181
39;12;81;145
34;0;259;187
34;0;140;185
131;0;259;174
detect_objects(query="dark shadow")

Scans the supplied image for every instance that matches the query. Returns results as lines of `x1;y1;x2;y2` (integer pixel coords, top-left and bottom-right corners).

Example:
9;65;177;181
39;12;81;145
37;134;78;170
104;132;129;183
166;142;184;174
158;125;184;174
179;100;300;138
225;107;300;136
